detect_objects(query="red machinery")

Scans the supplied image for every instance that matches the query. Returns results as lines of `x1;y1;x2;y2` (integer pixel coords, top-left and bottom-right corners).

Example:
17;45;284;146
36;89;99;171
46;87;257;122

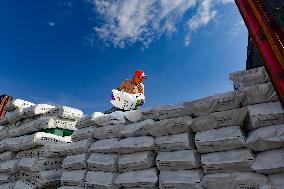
236;0;284;106
0;95;13;119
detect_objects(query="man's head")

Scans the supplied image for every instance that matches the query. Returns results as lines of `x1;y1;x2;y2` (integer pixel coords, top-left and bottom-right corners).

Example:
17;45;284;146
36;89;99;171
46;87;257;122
133;69;147;84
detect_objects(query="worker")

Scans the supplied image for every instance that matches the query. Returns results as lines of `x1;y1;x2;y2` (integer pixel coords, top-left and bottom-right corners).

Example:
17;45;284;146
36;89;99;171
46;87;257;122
104;69;147;114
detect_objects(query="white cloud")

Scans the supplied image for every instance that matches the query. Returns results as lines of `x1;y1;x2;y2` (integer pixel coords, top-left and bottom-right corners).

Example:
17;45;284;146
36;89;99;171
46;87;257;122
226;20;246;37
48;21;55;26
88;0;234;48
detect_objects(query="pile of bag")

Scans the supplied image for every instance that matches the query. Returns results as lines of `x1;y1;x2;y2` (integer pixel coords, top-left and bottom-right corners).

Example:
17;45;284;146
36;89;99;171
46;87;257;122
0;99;83;188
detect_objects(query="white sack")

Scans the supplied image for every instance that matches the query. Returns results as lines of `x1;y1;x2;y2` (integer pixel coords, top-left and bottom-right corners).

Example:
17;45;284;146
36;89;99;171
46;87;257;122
113;136;154;154
147;116;192;137
93;124;124;140
94;111;126;126
89;138;118;153
111;89;145;111
18;156;64;171
229;66;270;91
247;101;284;130
154;104;193;120
87;153;118;172
195;126;246;153
114;168;158;188
23;104;55;118
45;106;83;120
246;124;284;152
156;150;200;171
75;112;103;129
0;183;13;189
72;126;93;142
201;148;255;173
155;133;195;152
58;187;84;189
61;169;86;187
191;108;248;132
252;148;284;174
118;119;154;137
124;110;143;123
0;159;19;174
5;99;35;112
67;139;93;155
159;169;204;189
183;91;242;116
85;171;118;189
201;172;268;189
63;153;88;170
241;82;278;106
34;116;76;131
0;151;15;163
20;132;71;151
118;151;155;172
13;180;37;189
43;143;70;157
0;173;10;184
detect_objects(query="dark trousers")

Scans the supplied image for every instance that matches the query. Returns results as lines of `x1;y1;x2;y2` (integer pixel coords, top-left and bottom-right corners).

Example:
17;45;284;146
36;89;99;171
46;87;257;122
104;106;126;114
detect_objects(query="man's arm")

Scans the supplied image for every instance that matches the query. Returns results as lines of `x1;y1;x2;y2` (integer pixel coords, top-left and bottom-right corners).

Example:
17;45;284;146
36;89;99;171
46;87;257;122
139;83;144;94
117;80;126;91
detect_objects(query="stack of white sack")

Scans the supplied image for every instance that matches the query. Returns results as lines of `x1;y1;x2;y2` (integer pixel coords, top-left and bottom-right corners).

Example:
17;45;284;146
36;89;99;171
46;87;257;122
182;90;270;188
0;99;82;188
245;101;284;186
229;66;279;106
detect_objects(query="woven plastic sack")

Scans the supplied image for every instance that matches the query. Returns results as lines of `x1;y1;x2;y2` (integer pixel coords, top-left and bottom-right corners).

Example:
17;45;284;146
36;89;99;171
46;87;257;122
118;119;154;138
147;116;192;137
241;82;278;106
201;172;268;189
246;124;284;152
229;66;270;91
13;180;37;189
45;106;83;120
0;159;19;174
0;183;13;189
93;124;124;140
87;153;118;172
262;173;284;189
7;121;35;138
252;148;284;174
159;169;204;189
191;108;248;132
61;169;86;187
195;126;246;153
156;150;200;171
5;99;35;112
155;133;195;152
0;126;8;140
67;139;93;156
34;116;76;131
247;101;284;130
0;151;15;163
114;168;158;188
23;104;55;118
75;112;103;129
0;173;10;184
183;91;242;116
85;171;118;189
18;156;64;172
89;138;118;153
20;132;71;151
58;186;84;189
94;111;126;126
113;136;154;154
153;104;193;120
111;89;145;111
63;153;88;170
72;126;93;142
124;110;143;123
201;148;255;174
118;151;155;172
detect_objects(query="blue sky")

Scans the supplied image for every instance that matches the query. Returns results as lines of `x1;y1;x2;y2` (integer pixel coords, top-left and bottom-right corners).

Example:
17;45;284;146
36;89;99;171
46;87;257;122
0;0;247;114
